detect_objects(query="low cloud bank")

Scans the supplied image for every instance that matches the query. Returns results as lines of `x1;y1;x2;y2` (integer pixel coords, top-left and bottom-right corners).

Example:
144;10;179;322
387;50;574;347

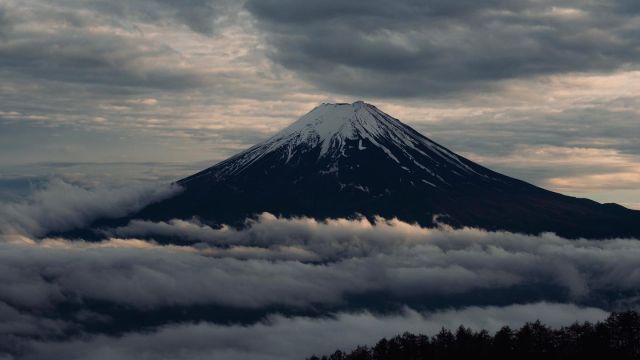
108;213;640;301
1;205;640;310
0;182;638;359
21;303;608;360
0;179;180;236
0;213;638;314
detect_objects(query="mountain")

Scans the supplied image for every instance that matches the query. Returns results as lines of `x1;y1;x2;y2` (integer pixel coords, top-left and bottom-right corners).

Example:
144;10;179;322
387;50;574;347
123;101;639;239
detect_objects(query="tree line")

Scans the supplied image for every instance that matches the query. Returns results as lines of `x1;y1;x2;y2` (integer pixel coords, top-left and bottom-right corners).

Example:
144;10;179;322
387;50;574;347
307;311;640;360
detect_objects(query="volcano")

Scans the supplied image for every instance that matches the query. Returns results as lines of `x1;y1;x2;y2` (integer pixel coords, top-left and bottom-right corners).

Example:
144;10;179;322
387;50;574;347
125;101;638;239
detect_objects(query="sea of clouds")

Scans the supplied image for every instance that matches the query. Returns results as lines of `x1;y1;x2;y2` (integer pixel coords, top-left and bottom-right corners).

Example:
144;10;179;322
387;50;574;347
0;179;638;359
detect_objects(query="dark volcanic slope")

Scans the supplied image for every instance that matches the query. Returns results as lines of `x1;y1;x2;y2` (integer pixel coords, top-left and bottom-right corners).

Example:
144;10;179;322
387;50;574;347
131;101;638;239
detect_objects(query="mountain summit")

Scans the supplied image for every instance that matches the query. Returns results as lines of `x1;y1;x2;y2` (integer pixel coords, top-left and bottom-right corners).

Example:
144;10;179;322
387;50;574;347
125;102;639;239
181;101;484;188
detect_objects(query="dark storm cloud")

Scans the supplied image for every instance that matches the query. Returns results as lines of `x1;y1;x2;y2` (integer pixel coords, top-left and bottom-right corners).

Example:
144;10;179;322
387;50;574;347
0;0;312;164
245;0;640;97
0;0;245;115
0;6;13;39
424;107;640;157
0;10;202;90
86;0;239;35
421;104;640;157
23;0;238;36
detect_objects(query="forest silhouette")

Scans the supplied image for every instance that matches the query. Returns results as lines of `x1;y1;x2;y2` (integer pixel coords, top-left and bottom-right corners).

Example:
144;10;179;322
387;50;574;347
308;311;640;360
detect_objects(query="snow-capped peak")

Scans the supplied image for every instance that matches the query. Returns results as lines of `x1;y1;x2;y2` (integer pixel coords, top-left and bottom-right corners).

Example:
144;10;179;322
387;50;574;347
275;101;391;155
268;101;470;166
270;101;430;156
192;101;481;182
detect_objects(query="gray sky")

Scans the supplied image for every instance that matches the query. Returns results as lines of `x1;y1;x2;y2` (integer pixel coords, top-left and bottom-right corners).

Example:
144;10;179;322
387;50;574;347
1;0;639;208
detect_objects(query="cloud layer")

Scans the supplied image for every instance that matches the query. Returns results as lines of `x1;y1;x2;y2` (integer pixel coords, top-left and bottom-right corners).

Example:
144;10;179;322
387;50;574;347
247;0;640;97
0;180;638;358
1;180;639;315
3;213;636;313
0;179;179;236
21;303;608;360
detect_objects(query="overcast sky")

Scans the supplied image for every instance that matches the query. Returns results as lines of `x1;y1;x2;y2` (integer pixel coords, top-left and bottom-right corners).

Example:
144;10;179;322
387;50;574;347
1;0;639;208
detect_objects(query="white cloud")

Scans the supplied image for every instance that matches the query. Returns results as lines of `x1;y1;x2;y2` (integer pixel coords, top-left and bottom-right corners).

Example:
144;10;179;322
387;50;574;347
0;178;180;236
2;214;640;312
0;183;635;359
